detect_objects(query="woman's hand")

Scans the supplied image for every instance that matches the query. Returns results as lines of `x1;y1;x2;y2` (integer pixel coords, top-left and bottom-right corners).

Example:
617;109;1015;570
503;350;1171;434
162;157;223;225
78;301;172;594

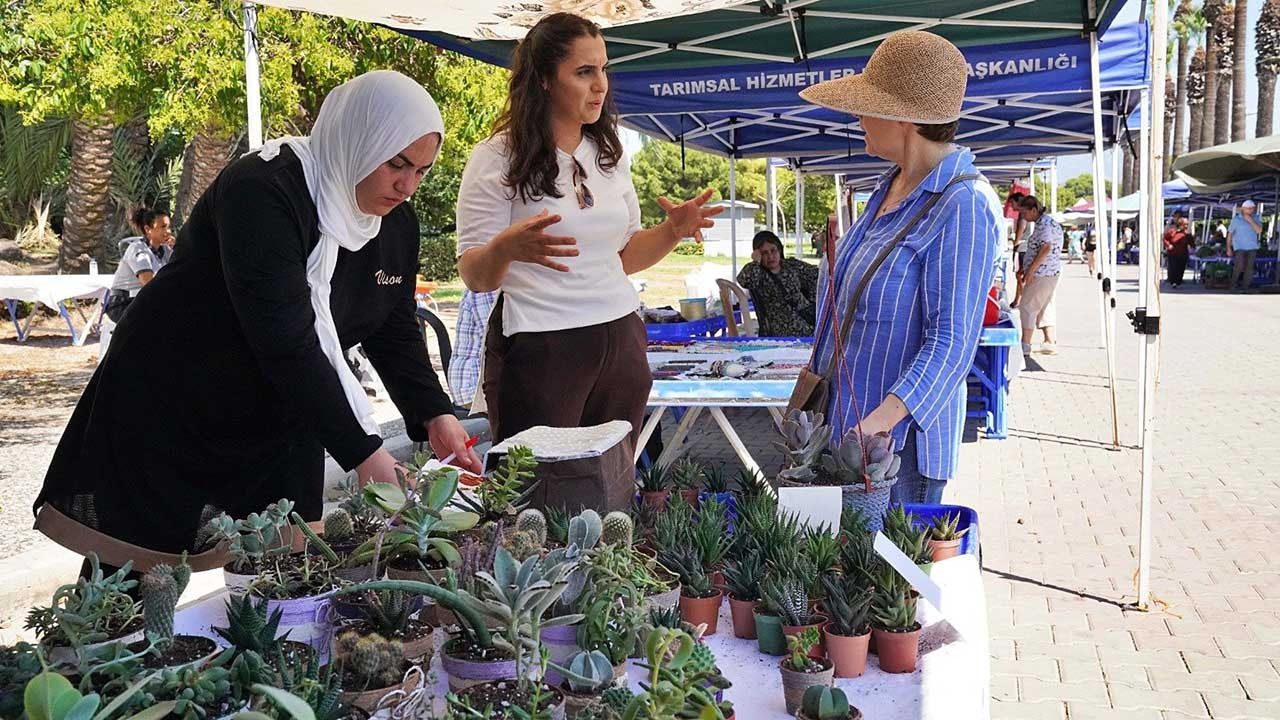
355;447;402;487
856;394;909;438
657;188;724;244
426;414;483;474
494;210;578;272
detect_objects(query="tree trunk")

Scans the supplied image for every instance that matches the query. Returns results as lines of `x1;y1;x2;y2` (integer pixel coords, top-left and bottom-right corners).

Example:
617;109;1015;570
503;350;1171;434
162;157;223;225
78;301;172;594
1163;75;1176;181
1214;68;1233;146
1122;144;1135;197
112;114;152;240
61;120;115;271
1231;0;1249;141
1201;3;1223;149
1259;71;1277;137
176;130;233;223
1174;37;1189;158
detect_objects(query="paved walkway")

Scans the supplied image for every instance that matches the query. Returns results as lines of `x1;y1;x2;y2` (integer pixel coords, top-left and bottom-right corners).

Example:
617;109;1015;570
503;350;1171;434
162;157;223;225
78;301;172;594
662;260;1280;719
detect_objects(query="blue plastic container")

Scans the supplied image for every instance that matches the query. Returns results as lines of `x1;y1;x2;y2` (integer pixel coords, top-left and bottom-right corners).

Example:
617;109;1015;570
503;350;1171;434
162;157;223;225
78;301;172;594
903;503;980;557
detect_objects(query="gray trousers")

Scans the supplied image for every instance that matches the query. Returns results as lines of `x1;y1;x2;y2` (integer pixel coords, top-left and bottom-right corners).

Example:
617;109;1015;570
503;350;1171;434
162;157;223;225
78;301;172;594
1231;250;1257;289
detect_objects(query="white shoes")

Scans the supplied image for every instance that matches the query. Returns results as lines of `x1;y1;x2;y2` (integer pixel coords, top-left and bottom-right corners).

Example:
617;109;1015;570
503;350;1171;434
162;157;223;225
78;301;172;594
1036;342;1059;355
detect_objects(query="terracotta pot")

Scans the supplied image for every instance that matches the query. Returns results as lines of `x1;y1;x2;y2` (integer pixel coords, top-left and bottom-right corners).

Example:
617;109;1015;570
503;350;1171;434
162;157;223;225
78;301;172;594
440;643;519;692
641;490;670;511
782;614;829;660
728;596;757;639
678;489;700;506
823;625;870;678
339;667;419;713
778;657;834;715
679;590;723;635
872;626;921;673
928;537;962;562
753;606;787;656
540;622;583;687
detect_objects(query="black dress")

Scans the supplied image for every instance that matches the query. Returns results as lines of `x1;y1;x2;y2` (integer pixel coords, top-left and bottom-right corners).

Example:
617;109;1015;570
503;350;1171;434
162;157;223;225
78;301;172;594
34;146;453;554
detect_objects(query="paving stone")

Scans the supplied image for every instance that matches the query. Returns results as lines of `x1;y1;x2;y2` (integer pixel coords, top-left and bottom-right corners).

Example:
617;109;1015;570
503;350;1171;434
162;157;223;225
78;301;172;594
1198;693;1280;720
1107;685;1209;716
1065;703;1161;720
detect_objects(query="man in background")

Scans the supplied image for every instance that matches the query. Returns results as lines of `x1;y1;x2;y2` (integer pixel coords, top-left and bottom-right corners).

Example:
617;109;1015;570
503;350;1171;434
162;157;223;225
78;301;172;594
1226;200;1263;292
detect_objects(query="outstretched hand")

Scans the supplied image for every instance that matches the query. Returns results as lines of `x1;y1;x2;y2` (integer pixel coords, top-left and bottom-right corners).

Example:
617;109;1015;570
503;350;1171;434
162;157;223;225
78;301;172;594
497;209;578;273
658;188;724;244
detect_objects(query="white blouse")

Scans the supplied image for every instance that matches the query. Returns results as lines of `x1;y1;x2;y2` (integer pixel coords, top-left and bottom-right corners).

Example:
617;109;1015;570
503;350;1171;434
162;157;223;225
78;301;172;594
455;134;642;336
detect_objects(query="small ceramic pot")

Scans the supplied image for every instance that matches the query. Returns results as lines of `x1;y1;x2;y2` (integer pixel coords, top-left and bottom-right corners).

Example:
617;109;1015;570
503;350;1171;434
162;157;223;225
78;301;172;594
928;537;962;561
872;625;921;673
823;624;870;678
679;590;723;636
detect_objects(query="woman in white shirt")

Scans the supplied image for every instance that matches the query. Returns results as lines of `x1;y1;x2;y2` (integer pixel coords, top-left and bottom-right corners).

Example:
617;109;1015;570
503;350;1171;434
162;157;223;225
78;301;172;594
456;11;719;456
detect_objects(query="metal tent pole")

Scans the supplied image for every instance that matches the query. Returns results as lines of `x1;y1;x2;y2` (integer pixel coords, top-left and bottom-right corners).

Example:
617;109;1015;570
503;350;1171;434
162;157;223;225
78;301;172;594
1111;145;1122;264
834;174;846;237
1051;159;1059;214
243;2;263;149
1135;3;1169;611
796;173;804;258
1088;2;1121;449
730;148;738;276
766;161;777;233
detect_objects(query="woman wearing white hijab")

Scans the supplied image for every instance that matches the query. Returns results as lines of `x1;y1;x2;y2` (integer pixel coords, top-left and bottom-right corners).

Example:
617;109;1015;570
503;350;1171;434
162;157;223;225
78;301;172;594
35;71;479;575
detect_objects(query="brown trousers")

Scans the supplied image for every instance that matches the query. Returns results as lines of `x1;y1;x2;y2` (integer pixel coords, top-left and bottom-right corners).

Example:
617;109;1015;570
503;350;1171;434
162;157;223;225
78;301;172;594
483;297;652;456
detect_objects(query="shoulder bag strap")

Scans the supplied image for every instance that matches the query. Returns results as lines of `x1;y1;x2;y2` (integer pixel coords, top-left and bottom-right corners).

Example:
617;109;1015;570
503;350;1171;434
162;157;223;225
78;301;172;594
815;173;980;379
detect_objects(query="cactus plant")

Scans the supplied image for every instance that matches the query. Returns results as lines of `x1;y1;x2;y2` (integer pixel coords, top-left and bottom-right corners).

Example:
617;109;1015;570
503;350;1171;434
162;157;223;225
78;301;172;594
515;507;548;547
670;459;704;491
502;529;542;561
760;575;810;627
930;511;969;541
685;642;717;677
140;557;191;644
323;508;354;543
872;584;919;633
636;463;670;492
600;686;635;714
601;511;634;547
214;592;287;659
801;685;853;719
561;649;614;694
722;552;764;602
546;505;571;545
333;629;404;690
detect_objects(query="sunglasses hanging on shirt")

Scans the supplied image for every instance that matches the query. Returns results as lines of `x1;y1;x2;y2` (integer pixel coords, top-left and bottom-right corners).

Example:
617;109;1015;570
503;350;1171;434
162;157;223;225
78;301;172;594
572;158;594;210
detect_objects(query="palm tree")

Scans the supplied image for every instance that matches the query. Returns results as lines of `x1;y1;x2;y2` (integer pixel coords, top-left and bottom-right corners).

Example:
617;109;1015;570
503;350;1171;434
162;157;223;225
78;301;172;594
1200;0;1226;149
175;130;234;224
1188;48;1207;152
1164;74;1177;179
60;120;115;270
1214;9;1235;146
1231;0;1249;140
1172;1;1204;158
1258;0;1280;137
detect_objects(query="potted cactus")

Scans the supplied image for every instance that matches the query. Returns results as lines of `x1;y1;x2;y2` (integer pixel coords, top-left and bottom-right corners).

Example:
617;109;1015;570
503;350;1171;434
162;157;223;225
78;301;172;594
541;510;603;686
130;557;217;670
927;511;969;561
663;549;723;636
693;496;732;592
556;649;615;718
777;627;834;715
871;584;921;674
722;552;763;639
797;686;863;720
636;463;671;511
883;505;934;574
24;554;145;665
332;628;415;712
819;574;872;679
336;588;435;665
670;458;705;506
762;575;827;660
600;511;634;547
598;628;732;720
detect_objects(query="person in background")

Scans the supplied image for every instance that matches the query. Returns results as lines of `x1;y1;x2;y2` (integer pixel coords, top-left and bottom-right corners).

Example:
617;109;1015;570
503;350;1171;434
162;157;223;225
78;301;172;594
798;29;1000;506
1008;191;1032;308
736;230;819;337
447;288;498;409
1017;195;1063;356
1066;226;1083;263
104;208;174;323
1084;226;1098;275
1162;215;1195;288
1227;199;1263;292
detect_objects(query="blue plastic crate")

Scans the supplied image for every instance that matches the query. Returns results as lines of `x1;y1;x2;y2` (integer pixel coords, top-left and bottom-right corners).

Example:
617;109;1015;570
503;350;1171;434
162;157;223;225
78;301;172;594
903;503;980;557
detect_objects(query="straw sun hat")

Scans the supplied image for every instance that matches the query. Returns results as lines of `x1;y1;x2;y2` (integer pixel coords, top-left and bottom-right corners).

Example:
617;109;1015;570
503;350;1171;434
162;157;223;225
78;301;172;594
799;30;967;124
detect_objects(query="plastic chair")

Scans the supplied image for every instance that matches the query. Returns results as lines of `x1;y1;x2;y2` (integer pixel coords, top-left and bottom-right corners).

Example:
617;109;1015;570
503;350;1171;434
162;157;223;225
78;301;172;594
715;279;756;337
415;306;492;455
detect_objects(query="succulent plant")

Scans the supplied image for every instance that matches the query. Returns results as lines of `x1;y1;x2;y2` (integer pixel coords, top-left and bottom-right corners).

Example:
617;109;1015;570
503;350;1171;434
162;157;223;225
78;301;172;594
355;588;414;638
760;574;810;627
670;458;705;491
200;500;295;572
646;605;682;630
823;430;901;490
820;573;872;637
334;629;403;690
685;642;717;677
652;495;695;557
661;549;715;599
214;593;286;659
141;556;191;644
783;627;824;672
735;467;772;497
637;463;670;493
451;445;540;522
691;496;730;569
803;525;843;575
322;508;354;543
930;511;969;541
600;685;635;714
883;505;933;565
24;554;143;650
722;551;764;602
601;511;634;547
774;409;833;470
515;507;548;546
801;685;853;719
546;505;572;545
701;464;730;494
502;529;543;562
872;584;919;633
148;648;238;719
562;649;614;694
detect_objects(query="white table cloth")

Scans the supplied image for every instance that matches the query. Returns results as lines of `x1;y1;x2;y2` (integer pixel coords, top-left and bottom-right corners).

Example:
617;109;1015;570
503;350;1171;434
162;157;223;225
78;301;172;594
0;273;111;345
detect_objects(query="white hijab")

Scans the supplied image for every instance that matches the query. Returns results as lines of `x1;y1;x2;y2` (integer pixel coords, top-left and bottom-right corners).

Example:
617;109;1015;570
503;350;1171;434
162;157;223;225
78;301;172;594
257;70;445;437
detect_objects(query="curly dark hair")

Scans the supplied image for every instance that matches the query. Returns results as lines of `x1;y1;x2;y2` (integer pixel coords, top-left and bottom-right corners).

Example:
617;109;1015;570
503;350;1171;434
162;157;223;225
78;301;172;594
491;12;624;204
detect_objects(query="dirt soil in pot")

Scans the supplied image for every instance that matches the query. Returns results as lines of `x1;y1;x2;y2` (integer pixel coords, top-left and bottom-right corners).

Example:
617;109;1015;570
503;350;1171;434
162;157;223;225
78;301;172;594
128;635;218;670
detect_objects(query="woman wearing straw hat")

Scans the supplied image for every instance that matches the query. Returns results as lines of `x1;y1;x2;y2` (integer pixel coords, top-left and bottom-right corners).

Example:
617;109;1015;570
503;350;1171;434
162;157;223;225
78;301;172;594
35;71;481;578
798;30;1000;505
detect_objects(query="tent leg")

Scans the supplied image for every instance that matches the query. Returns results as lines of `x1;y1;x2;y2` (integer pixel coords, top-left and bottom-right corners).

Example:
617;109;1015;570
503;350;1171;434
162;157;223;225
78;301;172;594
834;174;846;238
796;173;804;258
730;150;738;275
1111;145;1122;263
1088;11;1121;449
766;161;777;233
1050;159;1059;215
243;2;263;149
1136;3;1169;612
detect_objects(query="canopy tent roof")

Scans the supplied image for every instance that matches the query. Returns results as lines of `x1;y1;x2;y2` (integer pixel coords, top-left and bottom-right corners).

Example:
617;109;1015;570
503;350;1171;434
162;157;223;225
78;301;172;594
1172;134;1280;194
1112;179;1193;213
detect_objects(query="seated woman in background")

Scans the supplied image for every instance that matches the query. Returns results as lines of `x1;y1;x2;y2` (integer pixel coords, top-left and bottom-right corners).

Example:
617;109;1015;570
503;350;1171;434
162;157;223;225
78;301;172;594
104;207;174;322
735;230;819;337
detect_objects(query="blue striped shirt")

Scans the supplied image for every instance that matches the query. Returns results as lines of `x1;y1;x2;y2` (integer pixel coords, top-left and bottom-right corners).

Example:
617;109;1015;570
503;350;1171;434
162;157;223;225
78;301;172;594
813;147;999;480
